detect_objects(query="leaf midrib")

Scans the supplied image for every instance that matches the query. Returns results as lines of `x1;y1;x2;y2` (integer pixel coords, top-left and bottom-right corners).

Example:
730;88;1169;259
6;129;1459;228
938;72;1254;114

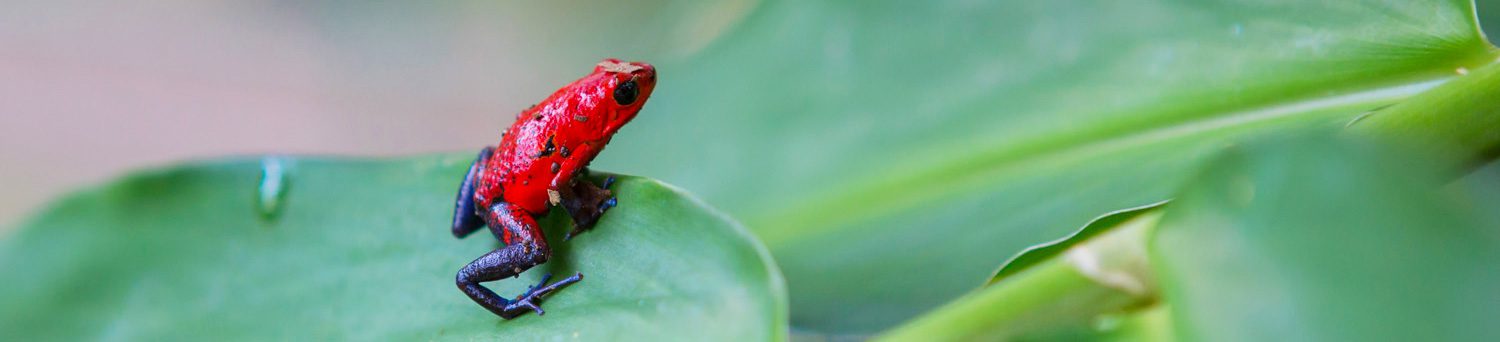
750;73;1471;245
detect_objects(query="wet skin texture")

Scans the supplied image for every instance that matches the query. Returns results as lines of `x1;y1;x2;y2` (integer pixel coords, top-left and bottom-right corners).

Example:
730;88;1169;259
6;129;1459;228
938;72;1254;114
451;59;656;319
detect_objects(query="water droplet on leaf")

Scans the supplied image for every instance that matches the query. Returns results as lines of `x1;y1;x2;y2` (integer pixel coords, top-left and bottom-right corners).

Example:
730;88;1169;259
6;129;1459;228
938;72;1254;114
257;157;291;221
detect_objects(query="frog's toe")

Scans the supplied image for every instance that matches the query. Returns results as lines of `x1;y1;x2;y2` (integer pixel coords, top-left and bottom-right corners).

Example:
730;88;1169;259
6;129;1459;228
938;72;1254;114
503;272;583;316
599;197;617;211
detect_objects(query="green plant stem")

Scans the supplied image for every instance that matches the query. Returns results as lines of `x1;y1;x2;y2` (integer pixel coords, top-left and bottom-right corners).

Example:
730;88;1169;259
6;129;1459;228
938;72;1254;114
1351;57;1500;166
879;211;1159;341
876;256;1141;341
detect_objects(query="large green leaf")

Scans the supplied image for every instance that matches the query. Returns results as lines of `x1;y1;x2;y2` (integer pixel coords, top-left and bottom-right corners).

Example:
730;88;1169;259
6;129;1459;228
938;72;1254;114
597;0;1498;333
874;55;1500;339
0;156;787;340
1150;134;1500;340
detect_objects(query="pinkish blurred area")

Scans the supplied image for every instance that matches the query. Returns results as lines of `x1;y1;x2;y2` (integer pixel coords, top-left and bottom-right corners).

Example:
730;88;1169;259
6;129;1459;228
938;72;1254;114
0;1;722;226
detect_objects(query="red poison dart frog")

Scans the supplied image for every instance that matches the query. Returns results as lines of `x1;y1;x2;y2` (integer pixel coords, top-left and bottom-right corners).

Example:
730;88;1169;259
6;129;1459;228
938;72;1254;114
451;59;656;319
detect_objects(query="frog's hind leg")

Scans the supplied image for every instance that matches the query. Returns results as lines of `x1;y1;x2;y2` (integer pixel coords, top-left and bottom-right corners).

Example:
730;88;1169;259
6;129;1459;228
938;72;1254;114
451;147;493;238
456;202;583;319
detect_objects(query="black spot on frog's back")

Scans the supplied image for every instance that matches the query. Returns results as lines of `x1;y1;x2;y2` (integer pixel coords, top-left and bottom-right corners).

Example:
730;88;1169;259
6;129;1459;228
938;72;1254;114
534;135;556;158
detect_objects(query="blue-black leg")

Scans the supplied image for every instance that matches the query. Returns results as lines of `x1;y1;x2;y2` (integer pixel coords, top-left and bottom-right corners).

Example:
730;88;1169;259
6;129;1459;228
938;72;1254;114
451;147;493;238
509;272;584;316
561;173;617;240
456;202;582;319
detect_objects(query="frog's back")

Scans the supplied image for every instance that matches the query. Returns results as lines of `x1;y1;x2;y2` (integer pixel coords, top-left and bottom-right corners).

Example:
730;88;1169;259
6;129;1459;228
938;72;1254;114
474;113;562;214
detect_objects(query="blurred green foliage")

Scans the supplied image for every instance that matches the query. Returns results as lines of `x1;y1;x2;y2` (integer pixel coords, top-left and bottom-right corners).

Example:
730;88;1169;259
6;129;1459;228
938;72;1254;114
1152;134;1500;341
874;53;1500;338
597;0;1498;334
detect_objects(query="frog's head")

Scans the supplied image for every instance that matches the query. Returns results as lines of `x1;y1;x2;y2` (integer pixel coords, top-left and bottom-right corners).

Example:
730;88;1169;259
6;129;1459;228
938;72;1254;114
592;58;656;134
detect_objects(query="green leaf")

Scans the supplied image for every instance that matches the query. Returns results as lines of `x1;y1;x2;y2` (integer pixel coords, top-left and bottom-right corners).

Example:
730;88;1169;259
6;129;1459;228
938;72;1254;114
1349;52;1500;164
990;201;1167;285
880;208;1163;341
1150;134;1500;340
879;255;1142;342
885;55;1500;341
601;0;1498;333
0;156;787;340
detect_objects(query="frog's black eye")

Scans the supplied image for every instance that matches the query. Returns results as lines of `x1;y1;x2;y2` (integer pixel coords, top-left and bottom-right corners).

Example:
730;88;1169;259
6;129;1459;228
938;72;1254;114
614;80;639;106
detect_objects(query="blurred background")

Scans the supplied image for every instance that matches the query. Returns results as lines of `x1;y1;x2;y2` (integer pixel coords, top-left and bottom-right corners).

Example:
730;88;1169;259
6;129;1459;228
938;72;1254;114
4;1;1499;227
0;0;754;226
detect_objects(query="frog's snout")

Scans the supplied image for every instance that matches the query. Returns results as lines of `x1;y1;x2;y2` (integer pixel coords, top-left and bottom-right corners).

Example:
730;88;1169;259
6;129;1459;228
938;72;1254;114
627;62;656;87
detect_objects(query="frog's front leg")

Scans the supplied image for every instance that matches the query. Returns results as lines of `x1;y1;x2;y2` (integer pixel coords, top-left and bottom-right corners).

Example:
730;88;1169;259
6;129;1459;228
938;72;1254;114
456;201;582;319
559;169;617;240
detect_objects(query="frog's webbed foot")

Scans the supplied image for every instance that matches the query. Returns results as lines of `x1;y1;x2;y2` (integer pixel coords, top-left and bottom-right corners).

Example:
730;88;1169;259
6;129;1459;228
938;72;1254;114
503;272;584;316
562;175;617;240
